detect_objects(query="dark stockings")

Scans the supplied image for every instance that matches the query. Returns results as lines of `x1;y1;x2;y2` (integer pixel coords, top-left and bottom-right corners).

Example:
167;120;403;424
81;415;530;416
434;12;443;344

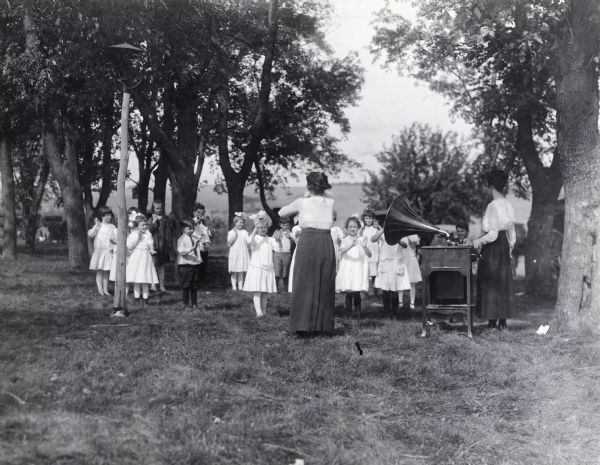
345;292;362;317
182;288;198;306
382;291;400;318
488;319;507;329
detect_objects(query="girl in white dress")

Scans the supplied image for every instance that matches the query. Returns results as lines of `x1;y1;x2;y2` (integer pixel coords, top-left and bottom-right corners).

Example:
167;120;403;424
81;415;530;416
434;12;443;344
287;221;302;292
330;210;345;272
336;217;371;318
126;214;159;307
227;213;250;290
371;229;411;319
88;206;117;296
400;234;422;309
361;209;382;295
243;216;277;317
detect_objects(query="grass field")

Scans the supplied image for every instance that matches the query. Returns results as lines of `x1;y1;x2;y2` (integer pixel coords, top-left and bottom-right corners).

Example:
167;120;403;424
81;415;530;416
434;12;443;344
1;248;599;465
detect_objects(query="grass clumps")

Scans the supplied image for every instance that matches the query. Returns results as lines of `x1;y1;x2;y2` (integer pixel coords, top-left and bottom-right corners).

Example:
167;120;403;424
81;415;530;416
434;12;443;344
1;253;599;464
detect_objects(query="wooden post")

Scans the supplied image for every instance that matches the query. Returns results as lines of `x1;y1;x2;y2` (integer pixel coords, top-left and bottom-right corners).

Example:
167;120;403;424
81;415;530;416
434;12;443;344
113;90;131;312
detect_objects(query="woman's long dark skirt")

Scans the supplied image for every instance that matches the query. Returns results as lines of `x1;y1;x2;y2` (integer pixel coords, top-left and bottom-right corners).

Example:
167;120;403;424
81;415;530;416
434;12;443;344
290;228;336;334
477;231;513;320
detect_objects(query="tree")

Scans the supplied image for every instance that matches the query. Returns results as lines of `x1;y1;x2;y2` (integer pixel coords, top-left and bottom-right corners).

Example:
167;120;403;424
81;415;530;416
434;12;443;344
0;90;17;260
209;0;363;225
363;124;486;225
371;0;563;297
552;0;600;331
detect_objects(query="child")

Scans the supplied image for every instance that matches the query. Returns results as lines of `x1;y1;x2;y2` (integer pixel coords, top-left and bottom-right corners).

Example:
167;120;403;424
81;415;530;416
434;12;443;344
193;203;214;283
126;214;159;309
243;213;277;317
400;234;422;310
88;206;117;296
336;216;371;319
177;218;203;309
227;212;250;290
270;219;292;292
371;228;411;319
330;210;345;271
127;207;140;231
455;221;472;246
287;219;302;292
361;208;381;295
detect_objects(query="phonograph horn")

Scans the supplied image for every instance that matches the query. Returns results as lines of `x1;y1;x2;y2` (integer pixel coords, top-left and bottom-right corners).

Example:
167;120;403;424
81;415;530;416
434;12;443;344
382;196;450;245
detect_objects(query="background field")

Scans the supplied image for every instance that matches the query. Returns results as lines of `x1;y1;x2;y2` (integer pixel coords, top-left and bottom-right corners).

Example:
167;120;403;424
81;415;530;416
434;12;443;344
1;250;598;465
41;182;533;238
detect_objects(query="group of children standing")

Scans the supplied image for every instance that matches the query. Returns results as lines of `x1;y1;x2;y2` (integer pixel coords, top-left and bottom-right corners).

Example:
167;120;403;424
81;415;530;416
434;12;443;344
226;211;286;317
334;209;422;319
88;205;424;319
88;204;212;316
225;208;423;319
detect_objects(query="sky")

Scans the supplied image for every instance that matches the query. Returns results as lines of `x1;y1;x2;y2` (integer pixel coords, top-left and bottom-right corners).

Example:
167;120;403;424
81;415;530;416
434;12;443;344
317;0;472;183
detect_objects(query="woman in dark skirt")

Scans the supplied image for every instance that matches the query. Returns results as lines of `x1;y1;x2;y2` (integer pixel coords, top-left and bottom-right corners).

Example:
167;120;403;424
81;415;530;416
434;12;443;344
279;172;336;335
473;169;516;330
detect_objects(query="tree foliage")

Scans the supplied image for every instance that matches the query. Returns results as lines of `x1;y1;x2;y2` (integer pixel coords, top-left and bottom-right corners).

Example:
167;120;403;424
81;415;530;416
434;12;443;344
371;0;565;297
363;123;485;225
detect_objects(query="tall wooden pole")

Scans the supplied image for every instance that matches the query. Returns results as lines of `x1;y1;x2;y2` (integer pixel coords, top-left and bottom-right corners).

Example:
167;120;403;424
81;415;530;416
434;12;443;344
113;89;131;312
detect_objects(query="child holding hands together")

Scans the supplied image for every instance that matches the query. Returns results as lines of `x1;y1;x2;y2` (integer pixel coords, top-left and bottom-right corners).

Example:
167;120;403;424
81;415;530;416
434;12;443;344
243;212;277;317
336;216;372;318
126;214;159;309
88;206;117;296
177;219;203;309
227;213;250;290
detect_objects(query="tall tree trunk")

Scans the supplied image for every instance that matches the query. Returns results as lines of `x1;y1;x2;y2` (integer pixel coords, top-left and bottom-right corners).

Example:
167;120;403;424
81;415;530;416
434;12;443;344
97;100;116;209
254;159;276;224
170;92;201;220
24;158;49;251
0;97;17;260
227;177;245;227
214;0;279;227
138;165;151;215
553;0;600;332
44;132;89;268
132;86;204;218
153;152;169;208
515;109;563;298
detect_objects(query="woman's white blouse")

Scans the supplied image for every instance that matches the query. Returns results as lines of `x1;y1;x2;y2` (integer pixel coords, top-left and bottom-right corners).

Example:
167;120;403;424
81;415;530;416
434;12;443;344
279;196;334;230
478;198;516;247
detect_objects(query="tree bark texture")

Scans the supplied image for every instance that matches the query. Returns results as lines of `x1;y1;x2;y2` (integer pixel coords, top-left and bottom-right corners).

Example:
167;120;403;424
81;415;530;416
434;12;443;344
132;85;204;219
43;132;89;268
553;0;600;332
0;125;17;260
23;158;49;251
515;109;563;298
153;152;169;208
170;90;202;220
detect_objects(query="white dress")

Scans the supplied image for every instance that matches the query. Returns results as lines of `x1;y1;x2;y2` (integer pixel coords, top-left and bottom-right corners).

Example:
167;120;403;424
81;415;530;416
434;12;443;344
125;231;159;285
335;236;369;292
362;225;381;277
330;225;345;271
287;225;302;292
400;234;422;283
375;238;411;291
243;235;277;293
88;223;117;271
227;228;250;272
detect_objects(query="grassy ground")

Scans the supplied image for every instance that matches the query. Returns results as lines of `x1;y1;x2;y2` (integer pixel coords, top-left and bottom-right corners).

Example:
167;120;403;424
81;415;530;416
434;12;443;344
1;250;599;465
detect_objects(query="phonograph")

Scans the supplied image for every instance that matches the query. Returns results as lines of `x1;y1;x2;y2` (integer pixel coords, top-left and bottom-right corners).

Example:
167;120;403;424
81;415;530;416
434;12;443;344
378;196;475;338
